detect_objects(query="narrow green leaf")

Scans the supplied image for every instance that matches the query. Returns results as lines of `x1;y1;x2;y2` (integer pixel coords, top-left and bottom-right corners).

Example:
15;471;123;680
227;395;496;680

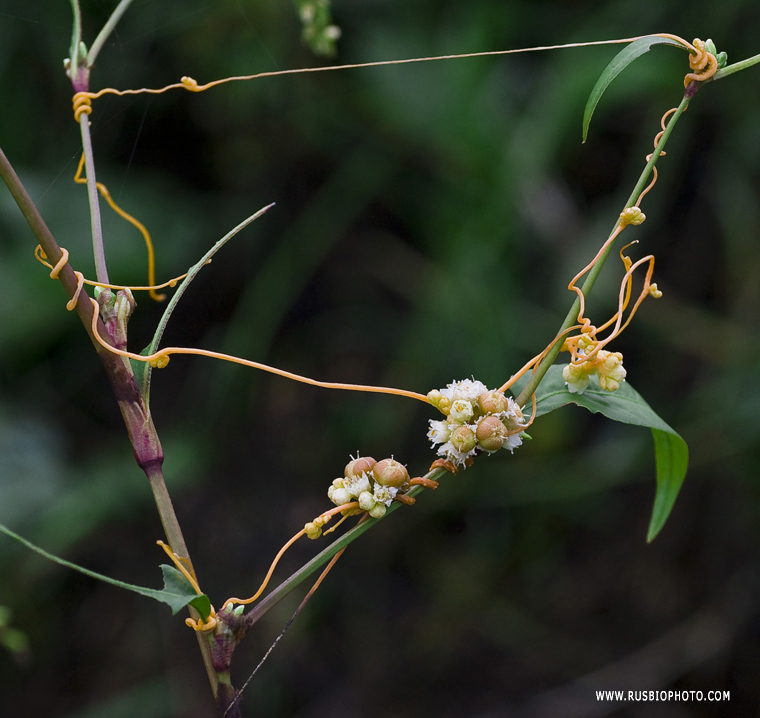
513;365;688;540
582;36;686;143
0;520;209;616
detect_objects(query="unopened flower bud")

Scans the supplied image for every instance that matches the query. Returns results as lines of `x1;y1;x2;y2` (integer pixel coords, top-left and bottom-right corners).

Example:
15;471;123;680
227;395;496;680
477;390;510;415
358;490;376;512
577;334;596;353
596;351;626;392
369;504;387;519
476;415;508;452
427;390;452;415
620;207;646;226
304;522;322;539
345;456;376;478
563;362;591;394
330;488;352;506
450;425;477;454
648;283;662;299
149;355;170;369
449;399;474;423
373;458;409;488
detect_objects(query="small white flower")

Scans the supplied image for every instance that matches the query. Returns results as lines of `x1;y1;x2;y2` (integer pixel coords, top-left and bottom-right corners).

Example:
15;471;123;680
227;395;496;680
563;362;591;394
343;472;371;498
428;419;451;445
498;397;526;430
437;440;477;467
503;433;524;453
441;378;488;404
373;483;398;507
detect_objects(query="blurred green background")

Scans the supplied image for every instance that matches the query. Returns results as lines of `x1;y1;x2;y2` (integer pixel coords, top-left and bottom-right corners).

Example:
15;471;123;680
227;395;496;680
1;1;759;716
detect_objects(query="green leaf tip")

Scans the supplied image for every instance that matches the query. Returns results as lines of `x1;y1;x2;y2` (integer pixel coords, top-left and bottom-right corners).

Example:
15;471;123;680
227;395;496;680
646;428;688;542
582;36;686;143
512;365;689;541
0;520;211;618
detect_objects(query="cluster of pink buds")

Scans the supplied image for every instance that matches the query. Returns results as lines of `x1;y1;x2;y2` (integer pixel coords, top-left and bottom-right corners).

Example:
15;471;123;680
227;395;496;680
327;456;410;519
427;379;528;467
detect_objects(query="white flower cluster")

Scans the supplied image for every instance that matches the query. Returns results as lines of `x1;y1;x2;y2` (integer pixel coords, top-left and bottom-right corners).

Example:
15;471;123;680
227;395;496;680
427;379;527;467
327;456;409;520
562;337;627;394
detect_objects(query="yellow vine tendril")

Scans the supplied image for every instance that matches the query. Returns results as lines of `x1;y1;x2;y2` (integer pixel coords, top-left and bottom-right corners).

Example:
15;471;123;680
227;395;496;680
156;540;218;632
34;244;194;294
222;502;358;610
83;297;429;401
36;246;430;402
69;34;698;111
73;154;165;301
684;38;719;87
64;32;705;401
37;246;86;311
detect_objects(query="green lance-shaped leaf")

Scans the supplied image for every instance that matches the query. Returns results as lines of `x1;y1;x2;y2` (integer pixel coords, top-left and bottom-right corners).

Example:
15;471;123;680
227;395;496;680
0;520;211;618
582;36;687;143
513;365;688;541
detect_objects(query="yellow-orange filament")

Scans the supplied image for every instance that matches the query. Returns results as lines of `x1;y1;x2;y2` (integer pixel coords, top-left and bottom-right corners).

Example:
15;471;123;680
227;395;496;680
74;155;165;301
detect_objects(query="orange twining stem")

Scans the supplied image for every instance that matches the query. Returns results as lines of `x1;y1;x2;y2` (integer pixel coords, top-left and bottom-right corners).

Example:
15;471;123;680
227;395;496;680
157;540;218;632
498;323;582;393
322;512;352;536
35;244;194;294
71;34;695;108
683;38;719;87
36;246;428;402
635;106;681;207
72;93;92;122
567;251;657;366
84;297;430;402
36;246;86;311
157;540;203;593
593;241;638;335
567;224;627;335
223;502;359;609
74;155;165;301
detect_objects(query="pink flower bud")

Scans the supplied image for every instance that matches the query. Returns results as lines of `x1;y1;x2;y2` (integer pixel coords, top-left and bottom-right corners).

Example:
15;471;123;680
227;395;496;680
477;390;510;415
372;458;409;488
476;415;508;452
345;456;377;479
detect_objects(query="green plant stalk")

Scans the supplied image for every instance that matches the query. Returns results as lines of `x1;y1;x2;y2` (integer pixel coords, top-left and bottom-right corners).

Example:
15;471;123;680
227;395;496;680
515;92;691;407
713;51;760;81
88;0;135;68
0;143;218;697
78;115;109;284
